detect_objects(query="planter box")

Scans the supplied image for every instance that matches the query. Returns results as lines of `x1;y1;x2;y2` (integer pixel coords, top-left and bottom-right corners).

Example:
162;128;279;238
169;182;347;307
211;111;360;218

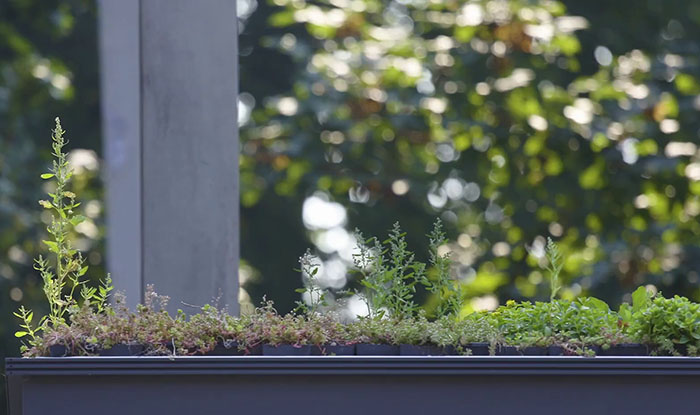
6;356;700;415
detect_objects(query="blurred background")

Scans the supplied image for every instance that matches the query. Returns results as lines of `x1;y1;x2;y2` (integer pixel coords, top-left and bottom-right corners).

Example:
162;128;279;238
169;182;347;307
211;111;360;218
2;0;700;409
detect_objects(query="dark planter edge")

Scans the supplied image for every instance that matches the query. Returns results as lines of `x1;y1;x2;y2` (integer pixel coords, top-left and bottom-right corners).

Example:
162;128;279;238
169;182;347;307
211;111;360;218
8;356;700;415
6;356;700;377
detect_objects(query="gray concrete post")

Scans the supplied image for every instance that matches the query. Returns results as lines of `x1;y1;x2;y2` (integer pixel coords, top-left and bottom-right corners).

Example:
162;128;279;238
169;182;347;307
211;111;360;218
98;0;239;315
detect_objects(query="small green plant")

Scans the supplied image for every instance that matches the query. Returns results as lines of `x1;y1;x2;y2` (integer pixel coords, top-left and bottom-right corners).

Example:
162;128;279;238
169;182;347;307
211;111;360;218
80;275;114;314
392;314;432;345
623;288;700;356
422;219;462;318
384;222;423;318
489;297;625;352
351;229;386;318
353;222;436;319
13;306;42;344
294;249;327;315
14;118;113;352
543;237;563;301
352;220;465;321
347;316;398;345
251;305;331;347
618;285;650;327
37;118;89;324
428;314;498;352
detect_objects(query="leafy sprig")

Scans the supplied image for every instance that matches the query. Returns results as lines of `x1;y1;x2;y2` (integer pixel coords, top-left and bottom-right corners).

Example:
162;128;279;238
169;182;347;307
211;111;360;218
352;229;387;318
423;219;463;317
15;118;113;350
13;306;43;343
544;237;564;301
353;222;423;319
36;118;89;325
294;250;327;315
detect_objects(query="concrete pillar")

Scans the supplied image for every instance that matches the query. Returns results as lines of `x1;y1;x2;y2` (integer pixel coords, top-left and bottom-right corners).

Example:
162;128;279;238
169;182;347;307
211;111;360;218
98;0;239;314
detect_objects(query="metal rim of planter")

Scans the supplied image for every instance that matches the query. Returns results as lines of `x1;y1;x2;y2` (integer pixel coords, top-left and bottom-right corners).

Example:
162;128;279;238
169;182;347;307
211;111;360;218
7;356;700;376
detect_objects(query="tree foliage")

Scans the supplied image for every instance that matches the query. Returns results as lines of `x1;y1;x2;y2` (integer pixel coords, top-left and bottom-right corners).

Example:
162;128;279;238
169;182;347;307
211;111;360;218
240;0;700;313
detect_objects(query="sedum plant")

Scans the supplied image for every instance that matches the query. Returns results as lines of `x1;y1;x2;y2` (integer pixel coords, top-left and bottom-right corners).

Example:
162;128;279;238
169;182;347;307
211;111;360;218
392;314;433;345
346;316;398;345
425;314;498;350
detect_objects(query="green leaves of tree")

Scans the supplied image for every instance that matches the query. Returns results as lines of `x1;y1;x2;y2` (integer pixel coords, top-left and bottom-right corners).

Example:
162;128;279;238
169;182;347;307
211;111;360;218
239;0;700;311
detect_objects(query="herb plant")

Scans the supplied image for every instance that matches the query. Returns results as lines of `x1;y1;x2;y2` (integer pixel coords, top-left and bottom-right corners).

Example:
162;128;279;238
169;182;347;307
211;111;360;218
353;222;424;319
294;249;327;315
353;220;463;320
422;219;462;318
544;237;563;302
489;297;626;353
15;118;113;353
351;229;386;318
623;288;700;356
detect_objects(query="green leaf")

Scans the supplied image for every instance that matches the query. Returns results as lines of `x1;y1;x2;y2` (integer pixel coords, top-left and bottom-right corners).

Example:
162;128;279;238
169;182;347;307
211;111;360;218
618;303;632;322
295;288;307;293
632;286;649;313
77;266;89;277
40;173;55;179
14;331;28;338
70;215;87;226
585;297;610;312
43;240;59;253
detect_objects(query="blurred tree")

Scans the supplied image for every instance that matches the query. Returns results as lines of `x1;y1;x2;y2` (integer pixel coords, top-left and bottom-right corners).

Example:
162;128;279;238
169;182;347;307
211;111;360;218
239;0;700;314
